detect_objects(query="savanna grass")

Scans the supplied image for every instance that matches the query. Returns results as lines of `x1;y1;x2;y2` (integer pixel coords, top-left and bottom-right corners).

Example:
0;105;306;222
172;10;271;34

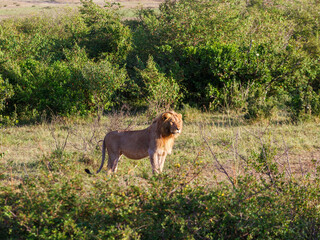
1;111;320;238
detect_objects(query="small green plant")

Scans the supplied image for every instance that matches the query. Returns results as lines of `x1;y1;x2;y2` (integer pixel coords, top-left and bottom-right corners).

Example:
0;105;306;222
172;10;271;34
137;56;181;115
0;75;14;124
245;85;275;121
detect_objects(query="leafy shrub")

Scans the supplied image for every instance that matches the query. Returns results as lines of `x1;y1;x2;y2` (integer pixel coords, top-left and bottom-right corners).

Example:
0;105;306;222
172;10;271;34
76;57;128;113
0;2;133;118
0;75;13;113
286;57;320;122
136;56;181;115
2;46;127;117
245;85;276;120
0;0;320;121
79;0;132;63
132;0;319;120
2;142;320;239
0;75;13;124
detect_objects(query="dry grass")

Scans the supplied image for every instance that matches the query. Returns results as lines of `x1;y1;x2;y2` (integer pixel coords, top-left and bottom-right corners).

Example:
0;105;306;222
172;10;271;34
0;0;163;20
1;111;320;186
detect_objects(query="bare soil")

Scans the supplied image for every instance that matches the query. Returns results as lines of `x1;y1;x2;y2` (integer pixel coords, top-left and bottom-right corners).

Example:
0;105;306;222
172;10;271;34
0;0;164;20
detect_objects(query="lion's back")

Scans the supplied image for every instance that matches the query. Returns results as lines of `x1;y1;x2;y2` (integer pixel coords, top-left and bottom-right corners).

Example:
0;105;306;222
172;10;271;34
105;129;151;159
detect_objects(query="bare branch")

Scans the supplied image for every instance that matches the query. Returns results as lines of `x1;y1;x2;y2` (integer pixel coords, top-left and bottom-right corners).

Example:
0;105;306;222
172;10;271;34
202;136;235;188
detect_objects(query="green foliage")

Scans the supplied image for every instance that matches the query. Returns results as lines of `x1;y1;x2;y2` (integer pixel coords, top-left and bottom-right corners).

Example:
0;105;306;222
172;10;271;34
286;57;320;122
245;85;276;120
0;2;131;119
78;57;128;112
1;141;320;239
0;0;319;121
2;46;127;117
79;0;132;63
136;56;181;114
133;0;319;120
0;74;14;125
0;74;13;113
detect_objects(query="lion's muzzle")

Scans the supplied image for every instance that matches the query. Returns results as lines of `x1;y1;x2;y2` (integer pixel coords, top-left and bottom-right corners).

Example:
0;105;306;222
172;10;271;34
172;128;181;134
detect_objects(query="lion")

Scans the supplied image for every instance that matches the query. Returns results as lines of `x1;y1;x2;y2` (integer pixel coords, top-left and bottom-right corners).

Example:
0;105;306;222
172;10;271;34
85;111;183;175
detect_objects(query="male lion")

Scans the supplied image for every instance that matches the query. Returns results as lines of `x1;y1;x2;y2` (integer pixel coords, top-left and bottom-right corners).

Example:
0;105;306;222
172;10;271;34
85;111;183;174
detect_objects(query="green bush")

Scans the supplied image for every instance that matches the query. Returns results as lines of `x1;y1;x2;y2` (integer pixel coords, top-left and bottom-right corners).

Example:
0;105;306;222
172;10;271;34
2;46;127;117
75;57;128;113
132;0;319;120
0;75;13;111
0;74;14;124
1;144;320;239
136;56;182;115
286;57;320;122
79;0;132;63
0;1;132;118
0;0;319;121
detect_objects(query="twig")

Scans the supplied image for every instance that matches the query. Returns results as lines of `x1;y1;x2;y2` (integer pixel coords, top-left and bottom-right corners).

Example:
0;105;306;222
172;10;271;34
298;157;305;178
48;117;71;153
281;135;292;178
232;130;240;178
258;137;275;185
243;124;270;141
202;136;235;188
168;162;209;197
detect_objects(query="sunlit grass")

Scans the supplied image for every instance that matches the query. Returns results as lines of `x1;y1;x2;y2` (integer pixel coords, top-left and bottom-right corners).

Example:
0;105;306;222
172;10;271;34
2;110;320;238
1;111;319;184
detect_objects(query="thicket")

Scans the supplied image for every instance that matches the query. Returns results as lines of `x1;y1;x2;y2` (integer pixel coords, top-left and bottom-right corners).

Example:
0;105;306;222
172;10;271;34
0;0;319;122
2;127;320;239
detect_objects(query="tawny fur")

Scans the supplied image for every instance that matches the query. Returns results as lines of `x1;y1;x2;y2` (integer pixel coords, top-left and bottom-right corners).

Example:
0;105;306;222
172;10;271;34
85;111;183;174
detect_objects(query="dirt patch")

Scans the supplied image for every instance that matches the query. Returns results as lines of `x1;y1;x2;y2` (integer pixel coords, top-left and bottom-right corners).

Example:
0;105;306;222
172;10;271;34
0;0;164;20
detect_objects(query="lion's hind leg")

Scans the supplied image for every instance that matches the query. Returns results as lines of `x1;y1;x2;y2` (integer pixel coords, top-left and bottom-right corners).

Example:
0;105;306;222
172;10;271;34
107;153;121;174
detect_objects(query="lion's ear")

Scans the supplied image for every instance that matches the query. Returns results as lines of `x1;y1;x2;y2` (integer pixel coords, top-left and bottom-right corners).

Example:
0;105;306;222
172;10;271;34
162;112;171;121
178;114;182;119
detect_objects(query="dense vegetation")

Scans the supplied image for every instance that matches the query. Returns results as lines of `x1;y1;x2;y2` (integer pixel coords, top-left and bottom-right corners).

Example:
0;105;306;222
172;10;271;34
0;0;319;123
2;150;320;239
2;112;320;239
1;0;320;238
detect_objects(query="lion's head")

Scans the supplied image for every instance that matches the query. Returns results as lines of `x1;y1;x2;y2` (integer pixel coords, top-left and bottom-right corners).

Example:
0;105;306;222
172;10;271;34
156;111;183;137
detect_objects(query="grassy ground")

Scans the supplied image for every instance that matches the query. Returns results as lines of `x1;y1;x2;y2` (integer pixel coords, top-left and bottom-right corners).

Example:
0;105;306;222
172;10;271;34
2;110;319;185
2;1;320;237
2;110;320;238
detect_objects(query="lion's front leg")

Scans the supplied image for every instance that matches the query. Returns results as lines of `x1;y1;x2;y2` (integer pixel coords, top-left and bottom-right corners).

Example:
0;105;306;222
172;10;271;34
159;153;167;173
148;150;161;174
149;150;167;174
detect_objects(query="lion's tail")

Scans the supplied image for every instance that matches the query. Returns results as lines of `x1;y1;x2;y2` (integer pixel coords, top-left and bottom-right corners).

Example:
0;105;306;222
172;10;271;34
85;138;106;175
